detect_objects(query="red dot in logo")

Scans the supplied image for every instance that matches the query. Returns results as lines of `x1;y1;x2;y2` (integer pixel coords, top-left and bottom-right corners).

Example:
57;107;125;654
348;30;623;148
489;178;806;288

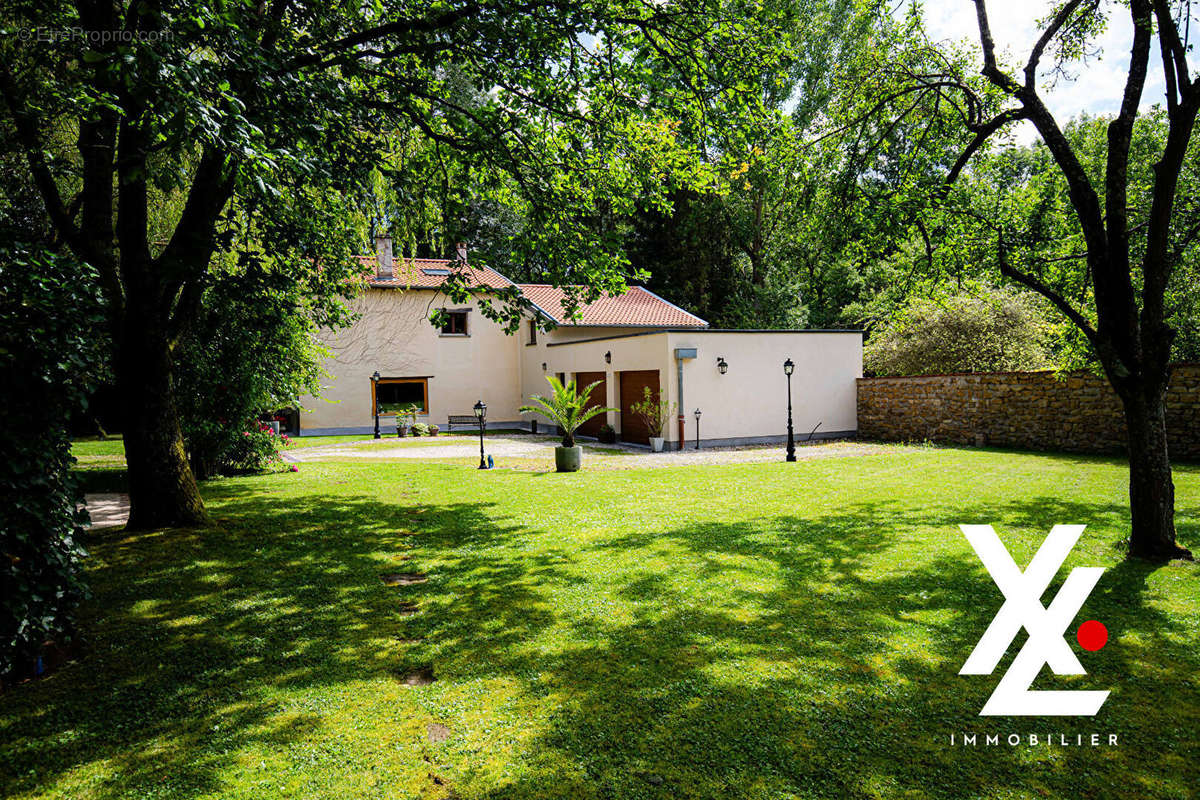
1077;620;1108;651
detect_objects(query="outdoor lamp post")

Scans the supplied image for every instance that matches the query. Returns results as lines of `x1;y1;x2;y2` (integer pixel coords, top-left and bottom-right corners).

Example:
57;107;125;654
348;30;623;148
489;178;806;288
783;358;796;462
473;400;487;469
694;408;702;450
371;371;381;439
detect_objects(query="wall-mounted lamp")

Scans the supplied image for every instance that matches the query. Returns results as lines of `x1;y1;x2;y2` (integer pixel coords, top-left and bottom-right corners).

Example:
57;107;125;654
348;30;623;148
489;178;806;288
604;351;612;364
542;362;547;371
717;356;728;375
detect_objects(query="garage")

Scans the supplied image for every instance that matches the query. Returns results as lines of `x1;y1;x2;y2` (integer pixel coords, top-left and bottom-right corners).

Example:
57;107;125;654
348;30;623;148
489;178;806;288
575;371;608;437
618;370;660;444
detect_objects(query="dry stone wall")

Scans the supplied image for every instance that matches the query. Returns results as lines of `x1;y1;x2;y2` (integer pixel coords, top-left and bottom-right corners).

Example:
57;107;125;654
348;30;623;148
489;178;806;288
857;365;1200;459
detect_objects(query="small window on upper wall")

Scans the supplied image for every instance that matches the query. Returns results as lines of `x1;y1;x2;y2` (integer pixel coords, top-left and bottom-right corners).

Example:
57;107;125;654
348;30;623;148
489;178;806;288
441;310;468;335
528;320;537;345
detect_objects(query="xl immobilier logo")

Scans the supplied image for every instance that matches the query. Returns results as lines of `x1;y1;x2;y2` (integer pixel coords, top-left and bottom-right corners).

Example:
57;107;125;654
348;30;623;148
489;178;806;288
959;524;1109;717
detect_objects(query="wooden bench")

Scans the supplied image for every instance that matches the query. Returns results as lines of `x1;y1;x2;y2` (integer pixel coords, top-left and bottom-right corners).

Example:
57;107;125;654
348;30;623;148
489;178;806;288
446;415;479;431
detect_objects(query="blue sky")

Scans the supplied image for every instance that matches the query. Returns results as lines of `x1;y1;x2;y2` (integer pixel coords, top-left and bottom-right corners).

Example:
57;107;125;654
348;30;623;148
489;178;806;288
920;0;1168;142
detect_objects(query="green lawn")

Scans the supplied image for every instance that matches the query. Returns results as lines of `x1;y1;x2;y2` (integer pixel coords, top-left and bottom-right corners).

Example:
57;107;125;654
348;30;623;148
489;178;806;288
3;449;1198;799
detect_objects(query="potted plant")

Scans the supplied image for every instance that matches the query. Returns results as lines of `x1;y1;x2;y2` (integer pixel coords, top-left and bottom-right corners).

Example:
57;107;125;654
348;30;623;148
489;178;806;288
630;386;675;452
519;376;613;472
395;403;420;437
428;424;439;436
411;422;429;436
597;423;617;444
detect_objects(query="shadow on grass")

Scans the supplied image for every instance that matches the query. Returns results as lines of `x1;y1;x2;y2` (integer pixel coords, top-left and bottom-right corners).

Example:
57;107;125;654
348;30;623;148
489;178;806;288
2;476;1197;800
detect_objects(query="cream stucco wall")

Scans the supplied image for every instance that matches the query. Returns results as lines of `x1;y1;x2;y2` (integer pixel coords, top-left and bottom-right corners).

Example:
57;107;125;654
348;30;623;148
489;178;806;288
301;289;862;442
523;329;862;444
300;288;523;433
663;331;862;444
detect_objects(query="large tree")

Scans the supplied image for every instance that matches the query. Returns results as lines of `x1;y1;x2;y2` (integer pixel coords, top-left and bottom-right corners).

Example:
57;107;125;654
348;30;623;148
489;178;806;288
904;0;1197;560
0;0;792;528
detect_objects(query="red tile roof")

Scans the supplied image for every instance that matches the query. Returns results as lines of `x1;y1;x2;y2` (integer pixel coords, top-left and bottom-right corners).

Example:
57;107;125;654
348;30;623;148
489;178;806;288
357;256;514;290
357;255;706;328
517;284;708;328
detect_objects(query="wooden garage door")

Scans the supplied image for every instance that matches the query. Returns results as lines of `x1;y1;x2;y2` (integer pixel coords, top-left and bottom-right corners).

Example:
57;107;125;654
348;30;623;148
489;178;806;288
619;370;660;445
575;371;607;437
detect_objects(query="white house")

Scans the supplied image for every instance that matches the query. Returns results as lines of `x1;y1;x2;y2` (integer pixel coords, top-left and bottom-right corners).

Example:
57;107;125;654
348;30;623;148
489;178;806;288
298;237;863;448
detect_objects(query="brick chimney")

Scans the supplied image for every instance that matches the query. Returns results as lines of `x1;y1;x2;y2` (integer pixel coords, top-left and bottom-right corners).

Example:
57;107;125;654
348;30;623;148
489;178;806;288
455;241;468;265
375;234;394;278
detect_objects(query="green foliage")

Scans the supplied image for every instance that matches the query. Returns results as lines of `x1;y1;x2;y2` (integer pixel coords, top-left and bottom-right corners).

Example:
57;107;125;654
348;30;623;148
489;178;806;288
391;405;422;431
224;424;287;474
519;376;613;448
0;247;103;678
411;423;430;437
863;286;1054;376
629;386;677;438
173;259;334;480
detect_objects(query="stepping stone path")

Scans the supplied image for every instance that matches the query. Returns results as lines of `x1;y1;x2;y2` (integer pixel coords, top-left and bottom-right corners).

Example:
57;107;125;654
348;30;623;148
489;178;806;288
401;665;435;685
426;722;452;743
397;600;420;616
380;572;428;586
81;494;130;530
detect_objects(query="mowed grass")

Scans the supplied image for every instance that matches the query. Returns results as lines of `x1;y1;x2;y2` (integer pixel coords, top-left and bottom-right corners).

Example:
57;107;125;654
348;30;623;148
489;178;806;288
3;449;1198;800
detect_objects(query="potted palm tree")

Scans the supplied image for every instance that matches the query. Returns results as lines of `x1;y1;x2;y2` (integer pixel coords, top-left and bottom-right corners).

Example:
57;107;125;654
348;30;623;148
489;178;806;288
630;386;675;452
520;376;613;472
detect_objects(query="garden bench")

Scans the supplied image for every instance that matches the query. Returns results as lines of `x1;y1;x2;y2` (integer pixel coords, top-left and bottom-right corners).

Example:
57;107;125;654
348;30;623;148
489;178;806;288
446;415;479;431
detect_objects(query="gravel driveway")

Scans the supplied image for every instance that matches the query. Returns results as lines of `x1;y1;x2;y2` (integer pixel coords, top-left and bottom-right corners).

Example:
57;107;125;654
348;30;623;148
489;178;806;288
284;435;892;468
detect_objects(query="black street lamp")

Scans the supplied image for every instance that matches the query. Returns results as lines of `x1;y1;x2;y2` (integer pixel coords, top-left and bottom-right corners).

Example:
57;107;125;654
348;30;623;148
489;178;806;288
693;408;702;450
474;400;487;469
371;371;381;439
783;358;796;462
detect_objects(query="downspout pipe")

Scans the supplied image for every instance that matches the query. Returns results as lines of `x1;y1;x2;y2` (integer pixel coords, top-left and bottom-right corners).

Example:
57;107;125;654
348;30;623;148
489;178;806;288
674;348;697;451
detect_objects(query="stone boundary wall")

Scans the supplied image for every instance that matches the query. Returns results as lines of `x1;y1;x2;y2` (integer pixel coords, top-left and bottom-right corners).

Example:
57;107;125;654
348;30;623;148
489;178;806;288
857;364;1200;459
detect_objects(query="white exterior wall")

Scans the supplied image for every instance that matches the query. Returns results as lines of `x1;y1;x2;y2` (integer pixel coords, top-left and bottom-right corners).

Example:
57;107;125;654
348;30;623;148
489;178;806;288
300;288;523;433
664;331;862;445
522;331;671;433
525;330;862;445
300;288;862;443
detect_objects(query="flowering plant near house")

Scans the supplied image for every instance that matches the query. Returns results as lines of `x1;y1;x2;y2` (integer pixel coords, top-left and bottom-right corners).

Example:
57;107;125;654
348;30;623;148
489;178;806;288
226;424;287;473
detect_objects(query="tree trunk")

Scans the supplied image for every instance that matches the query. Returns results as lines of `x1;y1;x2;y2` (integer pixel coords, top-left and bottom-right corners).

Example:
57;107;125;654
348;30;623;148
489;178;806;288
1122;385;1192;561
117;317;206;530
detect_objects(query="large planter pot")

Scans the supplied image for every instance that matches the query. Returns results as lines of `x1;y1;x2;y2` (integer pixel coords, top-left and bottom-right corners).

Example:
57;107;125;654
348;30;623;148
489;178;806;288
649;437;665;452
555;445;582;472
396;424;409;438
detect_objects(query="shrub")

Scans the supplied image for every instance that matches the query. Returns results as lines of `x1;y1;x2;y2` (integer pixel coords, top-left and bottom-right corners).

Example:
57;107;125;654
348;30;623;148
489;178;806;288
0;248;104;679
597;424;617;444
863;286;1054;376
173;268;329;479
225;423;286;472
411;423;430;436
